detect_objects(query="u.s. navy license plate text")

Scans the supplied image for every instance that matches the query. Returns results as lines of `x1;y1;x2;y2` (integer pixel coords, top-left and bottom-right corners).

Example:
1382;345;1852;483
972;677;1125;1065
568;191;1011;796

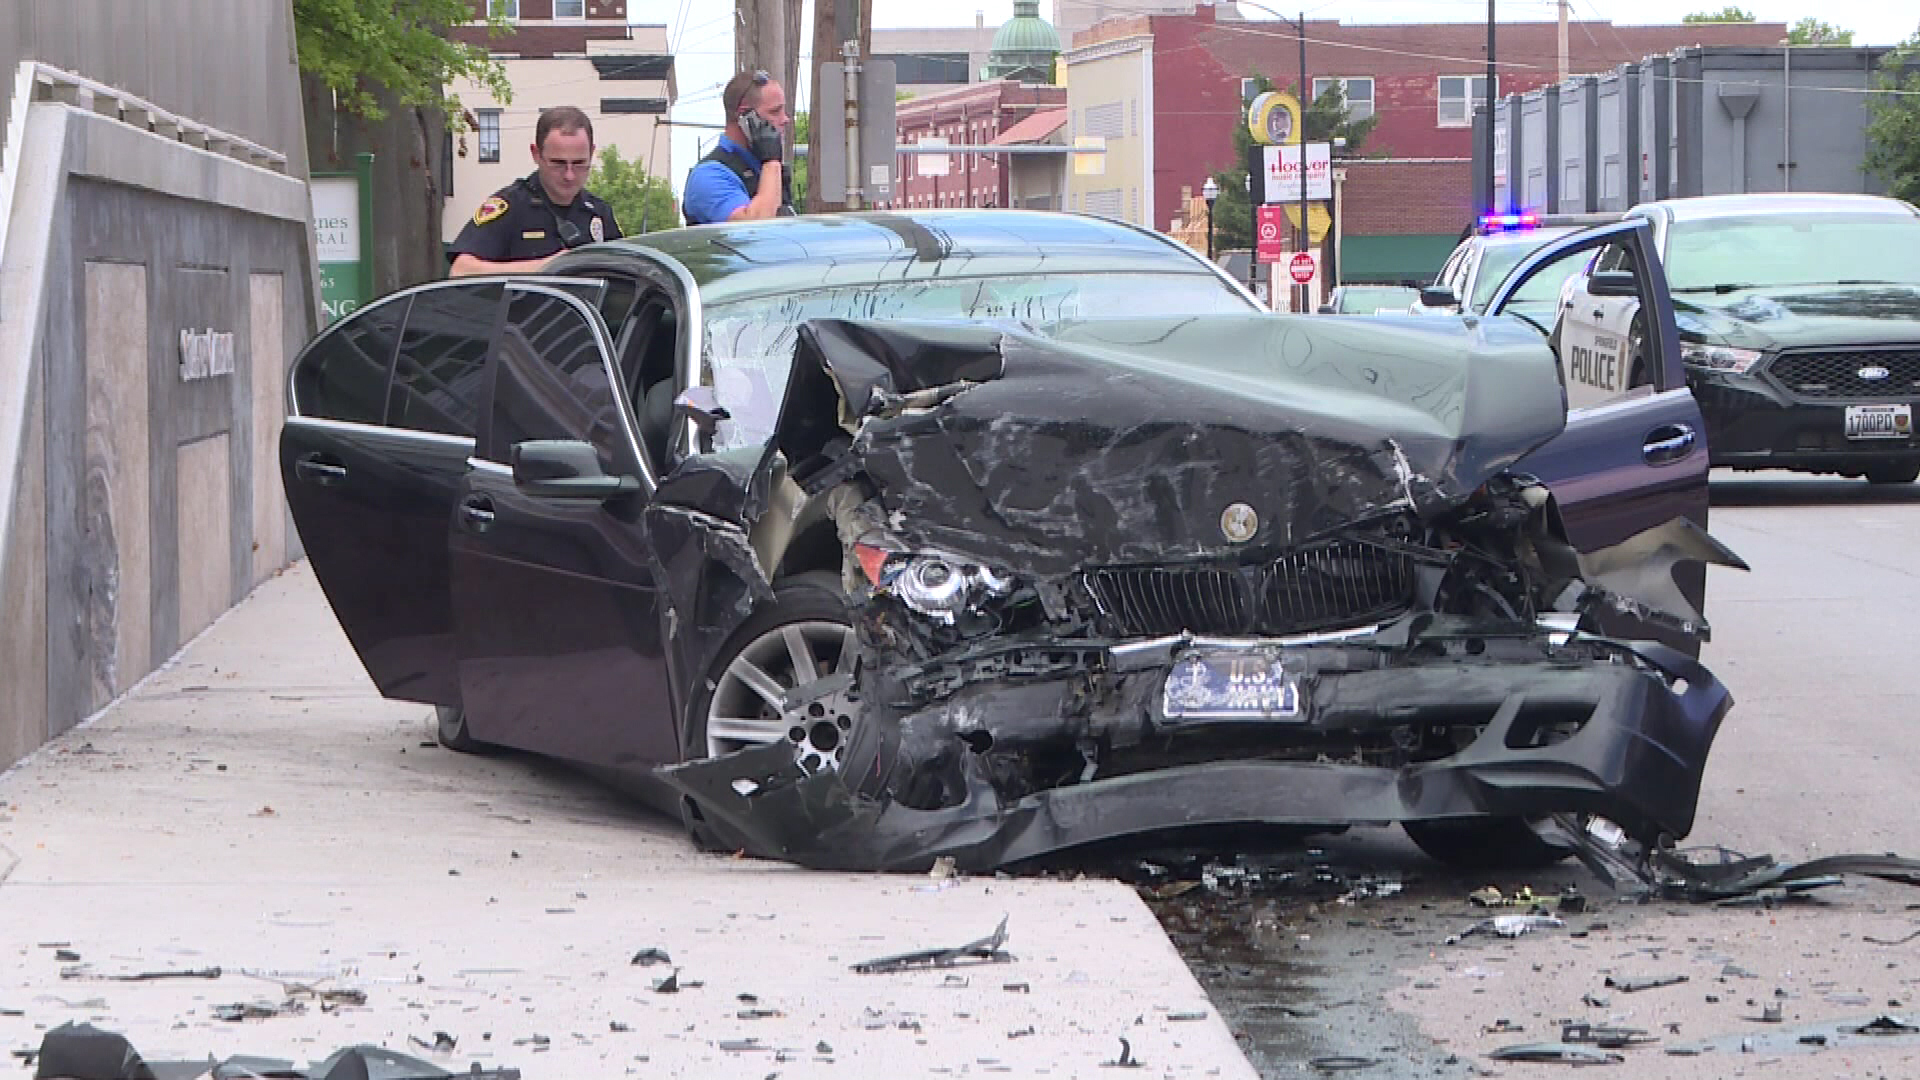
1162;649;1303;721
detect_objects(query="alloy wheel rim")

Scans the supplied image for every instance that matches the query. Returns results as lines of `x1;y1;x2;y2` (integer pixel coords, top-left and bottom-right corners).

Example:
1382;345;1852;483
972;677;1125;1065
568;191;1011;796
706;619;860;772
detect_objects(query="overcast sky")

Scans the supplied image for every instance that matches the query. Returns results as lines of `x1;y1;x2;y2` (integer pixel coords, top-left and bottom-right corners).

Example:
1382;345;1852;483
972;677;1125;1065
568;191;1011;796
631;1;1919;198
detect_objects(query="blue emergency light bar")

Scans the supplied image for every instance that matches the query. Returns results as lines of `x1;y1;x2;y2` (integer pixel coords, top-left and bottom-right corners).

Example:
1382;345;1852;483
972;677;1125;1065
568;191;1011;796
1479;212;1540;232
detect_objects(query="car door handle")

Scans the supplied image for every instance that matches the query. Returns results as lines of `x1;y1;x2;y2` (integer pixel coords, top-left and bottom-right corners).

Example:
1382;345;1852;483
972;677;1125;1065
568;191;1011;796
1591;308;1606;319
294;454;348;484
460;495;496;527
1643;424;1696;465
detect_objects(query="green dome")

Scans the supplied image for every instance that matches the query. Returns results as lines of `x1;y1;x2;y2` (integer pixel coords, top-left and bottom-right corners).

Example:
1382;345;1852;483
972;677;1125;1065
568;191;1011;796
987;1;1060;81
990;1;1061;55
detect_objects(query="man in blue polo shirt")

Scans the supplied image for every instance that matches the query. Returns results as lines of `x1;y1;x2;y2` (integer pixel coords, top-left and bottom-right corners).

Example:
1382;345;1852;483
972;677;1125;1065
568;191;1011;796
683;69;795;225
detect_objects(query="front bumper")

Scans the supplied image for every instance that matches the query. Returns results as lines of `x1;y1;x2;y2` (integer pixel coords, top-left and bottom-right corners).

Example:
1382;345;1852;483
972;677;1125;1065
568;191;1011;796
1692;370;1920;472
659;635;1732;873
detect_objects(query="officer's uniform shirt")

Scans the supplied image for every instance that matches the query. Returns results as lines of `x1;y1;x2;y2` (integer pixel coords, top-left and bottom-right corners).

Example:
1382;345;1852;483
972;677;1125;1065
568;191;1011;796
449;171;621;264
683;136;761;225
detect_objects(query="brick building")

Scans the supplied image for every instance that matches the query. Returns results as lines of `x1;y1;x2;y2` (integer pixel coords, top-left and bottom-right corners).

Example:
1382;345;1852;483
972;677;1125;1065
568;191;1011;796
886;81;1069;210
1064;5;1787;283
443;0;675;241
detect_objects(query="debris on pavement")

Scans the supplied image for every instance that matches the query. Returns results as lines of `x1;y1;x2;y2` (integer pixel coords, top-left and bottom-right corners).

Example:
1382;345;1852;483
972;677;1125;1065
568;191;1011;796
60;966;222;983
650;970;681;994
1561;1023;1657;1048
1100;1036;1144;1068
1605;974;1689;993
1545;817;1920;902
26;1021;523;1080
1444;914;1565;945
851;916;1013;974
1487;1041;1626;1065
1307;1056;1382;1072
1844;1014;1920;1036
211;1000;305;1022
407;1032;458;1054
1864;928;1920;946
629;948;672;967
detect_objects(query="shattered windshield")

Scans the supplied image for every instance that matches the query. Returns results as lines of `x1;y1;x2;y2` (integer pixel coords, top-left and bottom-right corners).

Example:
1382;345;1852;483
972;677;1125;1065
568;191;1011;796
701;273;1253;448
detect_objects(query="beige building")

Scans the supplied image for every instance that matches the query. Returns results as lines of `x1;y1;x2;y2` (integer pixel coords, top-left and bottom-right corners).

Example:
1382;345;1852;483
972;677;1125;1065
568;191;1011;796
443;26;675;241
874;19;1000;99
1062;29;1155;227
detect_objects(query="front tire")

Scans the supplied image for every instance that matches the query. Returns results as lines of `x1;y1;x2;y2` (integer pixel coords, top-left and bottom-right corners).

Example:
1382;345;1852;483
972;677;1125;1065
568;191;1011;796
435;705;494;754
1403;817;1571;871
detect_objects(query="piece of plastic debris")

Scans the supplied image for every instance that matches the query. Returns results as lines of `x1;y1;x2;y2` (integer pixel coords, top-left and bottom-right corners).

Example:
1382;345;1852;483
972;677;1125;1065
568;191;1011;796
1864;929;1920;947
1844;1015;1920;1036
1100;1036;1144;1068
815;1041;833;1055
213;1000;305;1022
406;1031;457;1053
1003;982;1030;994
609;1021;630;1033
737;1009;782;1020
1469;886;1506;907
1605;974;1688;993
1799;1034;1827;1046
60;966;222;983
1561;1023;1656;1048
1168;1011;1208;1023
53;950;80;963
1308;1056;1381;1072
1488;1041;1626;1065
630;948;671;967
1007;1027;1035;1039
717;1038;765;1053
651;971;680;994
1445;914;1564;945
1751;1003;1784;1023
851;916;1012;975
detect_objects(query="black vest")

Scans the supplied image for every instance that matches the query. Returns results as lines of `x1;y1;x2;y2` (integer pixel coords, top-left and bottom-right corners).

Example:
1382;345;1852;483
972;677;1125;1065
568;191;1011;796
688;145;795;225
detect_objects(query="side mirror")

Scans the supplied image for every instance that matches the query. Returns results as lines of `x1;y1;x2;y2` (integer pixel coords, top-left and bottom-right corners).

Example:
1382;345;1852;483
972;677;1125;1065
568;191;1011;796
1419;286;1459;309
1316;303;1335;315
1587;269;1639;298
511;439;640;499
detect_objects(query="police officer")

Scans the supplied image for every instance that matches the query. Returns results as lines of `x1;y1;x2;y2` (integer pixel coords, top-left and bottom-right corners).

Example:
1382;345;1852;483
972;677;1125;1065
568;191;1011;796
449;106;621;276
682;70;794;225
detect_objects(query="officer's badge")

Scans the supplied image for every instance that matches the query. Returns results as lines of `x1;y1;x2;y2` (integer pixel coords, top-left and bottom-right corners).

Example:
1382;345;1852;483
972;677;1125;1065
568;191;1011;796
590;216;605;242
473;196;509;226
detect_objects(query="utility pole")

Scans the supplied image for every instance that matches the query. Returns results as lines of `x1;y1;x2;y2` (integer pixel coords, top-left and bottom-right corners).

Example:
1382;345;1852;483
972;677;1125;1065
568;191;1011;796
1297;10;1309;315
1484;0;1497;215
1557;0;1569;82
807;0;873;213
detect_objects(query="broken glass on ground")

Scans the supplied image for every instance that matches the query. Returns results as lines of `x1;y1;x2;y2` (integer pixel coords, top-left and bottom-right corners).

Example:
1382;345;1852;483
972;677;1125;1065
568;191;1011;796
1606;974;1688;993
26;1023;521;1080
1488;1041;1626;1065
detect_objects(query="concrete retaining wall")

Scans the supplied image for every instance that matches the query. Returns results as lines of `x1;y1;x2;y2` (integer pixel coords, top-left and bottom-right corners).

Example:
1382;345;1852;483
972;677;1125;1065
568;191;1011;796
0;99;316;766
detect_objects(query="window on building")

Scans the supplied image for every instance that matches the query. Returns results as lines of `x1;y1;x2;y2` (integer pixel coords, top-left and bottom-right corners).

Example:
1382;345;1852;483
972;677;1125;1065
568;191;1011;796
1086;188;1122;217
1085;102;1124;139
1311;77;1375;122
882;53;969;85
489;0;518;18
554;0;585;17
477;109;501;163
1437;75;1494;128
1130;99;1138;136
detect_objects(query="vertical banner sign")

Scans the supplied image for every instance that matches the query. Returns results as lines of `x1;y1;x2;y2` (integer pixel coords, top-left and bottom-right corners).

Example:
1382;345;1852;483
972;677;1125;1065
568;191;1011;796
312;153;375;324
1256;205;1287;263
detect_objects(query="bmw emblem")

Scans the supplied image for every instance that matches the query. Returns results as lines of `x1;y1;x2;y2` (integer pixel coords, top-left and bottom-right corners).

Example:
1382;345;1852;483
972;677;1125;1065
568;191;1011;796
1221;502;1259;544
1860;365;1892;381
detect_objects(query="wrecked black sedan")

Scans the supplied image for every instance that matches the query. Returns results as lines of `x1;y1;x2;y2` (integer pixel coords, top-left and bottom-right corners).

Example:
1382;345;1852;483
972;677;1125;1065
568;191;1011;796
282;210;1740;872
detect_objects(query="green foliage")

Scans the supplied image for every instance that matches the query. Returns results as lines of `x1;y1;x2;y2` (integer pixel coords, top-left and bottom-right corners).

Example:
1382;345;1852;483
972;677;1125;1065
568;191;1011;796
1865;29;1920;205
790;113;810;208
1787;17;1853;44
586;147;678;235
1682;6;1757;22
1207;74;1378;254
293;0;511;125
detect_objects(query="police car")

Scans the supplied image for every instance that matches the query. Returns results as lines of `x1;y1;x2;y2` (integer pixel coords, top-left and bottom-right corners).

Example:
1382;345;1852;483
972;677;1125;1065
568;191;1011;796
1556;193;1920;482
1414;212;1624;318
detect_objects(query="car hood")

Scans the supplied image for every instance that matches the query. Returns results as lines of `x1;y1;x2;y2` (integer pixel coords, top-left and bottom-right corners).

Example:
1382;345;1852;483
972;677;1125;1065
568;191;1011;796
765;314;1568;574
1675;284;1920;349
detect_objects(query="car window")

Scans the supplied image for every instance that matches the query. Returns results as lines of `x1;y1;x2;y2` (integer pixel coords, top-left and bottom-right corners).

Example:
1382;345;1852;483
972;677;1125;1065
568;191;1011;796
1504;242;1654;413
700;272;1255;450
292;291;406;424
386;284;502;437
1664;211;1920;291
482;288;630;473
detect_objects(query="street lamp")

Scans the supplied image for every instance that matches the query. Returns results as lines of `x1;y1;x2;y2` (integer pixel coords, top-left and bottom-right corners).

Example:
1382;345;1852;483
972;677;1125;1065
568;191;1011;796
1201;175;1220;262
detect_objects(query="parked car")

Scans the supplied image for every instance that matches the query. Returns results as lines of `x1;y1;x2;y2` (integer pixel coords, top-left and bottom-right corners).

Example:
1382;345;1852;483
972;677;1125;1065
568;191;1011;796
1554;193;1920;482
282;210;1740;873
1318;284;1420;314
1414;213;1624;319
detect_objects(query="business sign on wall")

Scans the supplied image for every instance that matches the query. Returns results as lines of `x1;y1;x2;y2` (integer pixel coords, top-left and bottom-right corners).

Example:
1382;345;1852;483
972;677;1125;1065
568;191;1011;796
312;154;374;324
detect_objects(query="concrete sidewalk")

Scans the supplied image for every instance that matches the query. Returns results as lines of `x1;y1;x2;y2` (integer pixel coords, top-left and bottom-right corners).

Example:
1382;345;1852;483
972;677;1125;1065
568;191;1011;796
0;561;1257;1078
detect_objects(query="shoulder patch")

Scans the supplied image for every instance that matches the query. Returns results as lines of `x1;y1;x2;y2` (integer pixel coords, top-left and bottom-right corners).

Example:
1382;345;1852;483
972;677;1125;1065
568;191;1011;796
473;196;509;226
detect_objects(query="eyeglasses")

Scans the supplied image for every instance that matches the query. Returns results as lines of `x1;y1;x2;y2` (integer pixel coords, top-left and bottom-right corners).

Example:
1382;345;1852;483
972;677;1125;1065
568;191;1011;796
544;158;592;173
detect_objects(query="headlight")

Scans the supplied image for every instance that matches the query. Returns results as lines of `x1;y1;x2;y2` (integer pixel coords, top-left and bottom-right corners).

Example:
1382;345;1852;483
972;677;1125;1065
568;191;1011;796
853;542;1019;623
1681;343;1763;374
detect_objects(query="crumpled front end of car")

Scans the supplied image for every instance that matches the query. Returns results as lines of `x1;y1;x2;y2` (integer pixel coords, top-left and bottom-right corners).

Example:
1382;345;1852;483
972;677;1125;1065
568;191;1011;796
656;316;1743;873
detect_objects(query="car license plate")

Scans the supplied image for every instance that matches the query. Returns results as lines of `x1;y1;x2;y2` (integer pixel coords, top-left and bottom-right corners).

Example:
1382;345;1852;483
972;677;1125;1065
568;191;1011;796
1845;404;1912;440
1162;649;1303;721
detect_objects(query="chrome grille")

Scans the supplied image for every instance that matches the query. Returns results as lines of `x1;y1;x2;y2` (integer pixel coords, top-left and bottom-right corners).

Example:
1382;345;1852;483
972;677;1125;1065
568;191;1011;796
1766;347;1920;401
1079;541;1416;638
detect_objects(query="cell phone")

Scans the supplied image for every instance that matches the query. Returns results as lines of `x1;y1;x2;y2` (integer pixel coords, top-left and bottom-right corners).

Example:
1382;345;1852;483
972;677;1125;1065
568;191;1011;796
739;110;783;161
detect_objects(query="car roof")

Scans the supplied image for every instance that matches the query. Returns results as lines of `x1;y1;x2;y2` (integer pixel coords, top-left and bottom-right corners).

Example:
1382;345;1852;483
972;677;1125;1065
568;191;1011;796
1641;193;1920;222
571;209;1230;306
1473;224;1585;250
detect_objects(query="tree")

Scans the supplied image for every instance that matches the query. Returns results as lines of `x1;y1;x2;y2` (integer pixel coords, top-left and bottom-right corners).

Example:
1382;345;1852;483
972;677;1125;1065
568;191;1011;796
1682;6;1756;22
586;147;678;235
1207;75;1380;254
1865;29;1920;204
790;113;811;209
294;0;513;290
1787;17;1854;44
